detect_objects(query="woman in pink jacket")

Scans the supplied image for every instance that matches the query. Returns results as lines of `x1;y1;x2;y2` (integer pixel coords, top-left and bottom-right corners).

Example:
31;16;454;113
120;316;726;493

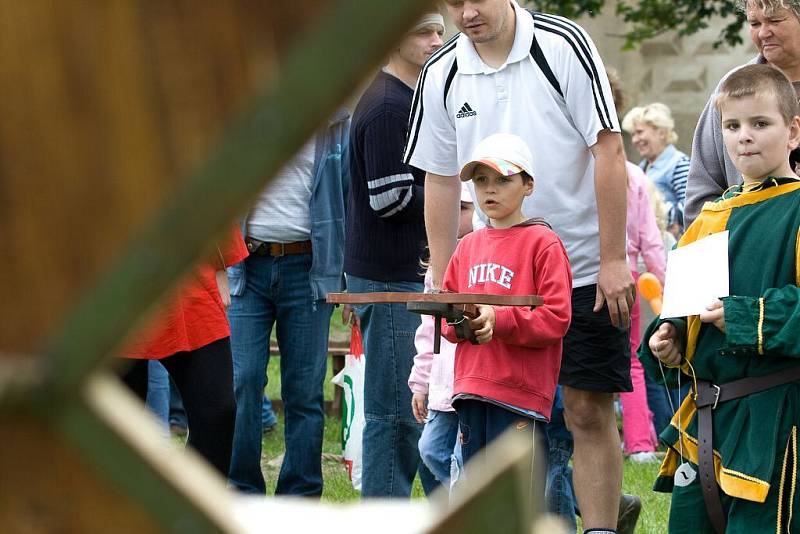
621;162;666;462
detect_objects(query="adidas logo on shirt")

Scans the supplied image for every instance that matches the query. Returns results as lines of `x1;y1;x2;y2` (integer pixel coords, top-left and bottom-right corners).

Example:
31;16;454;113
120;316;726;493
456;102;477;118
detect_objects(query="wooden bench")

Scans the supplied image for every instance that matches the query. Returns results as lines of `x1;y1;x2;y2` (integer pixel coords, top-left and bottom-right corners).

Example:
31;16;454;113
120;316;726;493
267;338;350;416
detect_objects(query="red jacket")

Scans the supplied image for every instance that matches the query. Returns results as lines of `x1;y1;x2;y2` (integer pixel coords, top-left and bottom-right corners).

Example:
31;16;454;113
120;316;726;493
123;228;249;359
442;222;572;419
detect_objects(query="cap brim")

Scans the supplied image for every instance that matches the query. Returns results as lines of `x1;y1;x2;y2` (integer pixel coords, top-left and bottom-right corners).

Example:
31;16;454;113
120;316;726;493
459;158;524;182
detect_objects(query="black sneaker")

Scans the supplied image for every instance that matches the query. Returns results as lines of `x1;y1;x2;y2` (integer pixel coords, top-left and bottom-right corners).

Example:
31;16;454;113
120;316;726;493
617;493;642;534
262;422;277;435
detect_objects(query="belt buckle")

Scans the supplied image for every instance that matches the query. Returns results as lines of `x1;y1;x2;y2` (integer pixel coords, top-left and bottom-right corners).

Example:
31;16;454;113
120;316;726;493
710;384;721;410
271;243;285;257
695;383;721;410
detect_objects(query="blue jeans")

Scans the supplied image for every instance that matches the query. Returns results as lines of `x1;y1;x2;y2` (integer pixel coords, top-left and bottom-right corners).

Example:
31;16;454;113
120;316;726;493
545;387;577;532
228;253;332;495
261;395;278;429
347;275;437;497
455;399;548;482
146;360;170;433
419;409;461;488
645;373;690;436
146;361;188;431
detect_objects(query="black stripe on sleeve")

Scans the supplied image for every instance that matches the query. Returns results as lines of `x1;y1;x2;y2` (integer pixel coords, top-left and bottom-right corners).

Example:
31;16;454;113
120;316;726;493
535;13;614;127
443;57;459;111
529;35;563;98
403;37;459;164
405;34;459;146
532;13;614;130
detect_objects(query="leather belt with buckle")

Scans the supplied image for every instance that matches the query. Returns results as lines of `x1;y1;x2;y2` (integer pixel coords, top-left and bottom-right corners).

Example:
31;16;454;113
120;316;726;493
693;365;800;534
245;237;312;257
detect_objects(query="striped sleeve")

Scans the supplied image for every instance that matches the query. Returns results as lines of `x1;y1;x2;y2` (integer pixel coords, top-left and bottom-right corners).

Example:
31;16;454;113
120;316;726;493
362;110;423;221
671;156;689;204
670;156;690;226
532;13;619;147
403;38;460;176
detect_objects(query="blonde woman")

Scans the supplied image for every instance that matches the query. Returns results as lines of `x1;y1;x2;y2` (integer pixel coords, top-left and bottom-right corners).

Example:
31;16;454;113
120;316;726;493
623;103;690;236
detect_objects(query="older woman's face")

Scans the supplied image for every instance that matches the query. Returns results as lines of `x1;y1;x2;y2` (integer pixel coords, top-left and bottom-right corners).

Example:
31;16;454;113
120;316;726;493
631;122;668;163
747;3;800;72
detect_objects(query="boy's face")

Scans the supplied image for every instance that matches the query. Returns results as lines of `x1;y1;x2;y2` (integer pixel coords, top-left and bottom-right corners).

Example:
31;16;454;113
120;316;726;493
720;93;800;184
470;163;532;228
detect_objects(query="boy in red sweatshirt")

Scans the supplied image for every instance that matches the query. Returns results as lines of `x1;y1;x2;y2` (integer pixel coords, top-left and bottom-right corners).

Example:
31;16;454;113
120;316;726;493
442;132;573;469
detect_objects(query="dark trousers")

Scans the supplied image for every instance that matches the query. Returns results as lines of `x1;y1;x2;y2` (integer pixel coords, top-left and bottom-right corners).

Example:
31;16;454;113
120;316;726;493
456;399;548;472
121;337;237;477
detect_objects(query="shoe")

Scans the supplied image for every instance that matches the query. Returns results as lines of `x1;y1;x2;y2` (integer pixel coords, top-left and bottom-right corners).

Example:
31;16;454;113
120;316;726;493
617;493;642;534
629;451;659;463
262;422;277;435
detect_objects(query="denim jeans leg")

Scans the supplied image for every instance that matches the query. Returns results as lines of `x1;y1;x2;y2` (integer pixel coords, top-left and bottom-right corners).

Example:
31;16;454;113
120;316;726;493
261;395;278;429
544;387;577;531
145;360;170;434
418;410;460;487
228;255;276;494
274;254;329;496
168;378;187;429
645;373;674;435
450;433;463;490
348;275;424;498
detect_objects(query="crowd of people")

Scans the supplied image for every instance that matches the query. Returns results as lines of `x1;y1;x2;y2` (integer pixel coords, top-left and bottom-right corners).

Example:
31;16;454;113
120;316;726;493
118;1;800;533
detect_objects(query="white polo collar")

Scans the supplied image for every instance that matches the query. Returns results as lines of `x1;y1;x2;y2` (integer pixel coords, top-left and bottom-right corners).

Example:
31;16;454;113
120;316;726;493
455;0;534;75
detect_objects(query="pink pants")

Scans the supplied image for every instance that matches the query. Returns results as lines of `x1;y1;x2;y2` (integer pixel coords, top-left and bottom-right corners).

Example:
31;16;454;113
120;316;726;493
620;271;657;453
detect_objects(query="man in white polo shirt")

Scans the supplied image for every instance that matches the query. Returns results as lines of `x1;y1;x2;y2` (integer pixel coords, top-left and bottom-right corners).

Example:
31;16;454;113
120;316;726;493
404;1;633;533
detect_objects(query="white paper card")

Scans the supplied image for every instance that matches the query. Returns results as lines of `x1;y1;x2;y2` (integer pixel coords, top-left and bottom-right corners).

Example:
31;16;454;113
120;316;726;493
660;231;730;319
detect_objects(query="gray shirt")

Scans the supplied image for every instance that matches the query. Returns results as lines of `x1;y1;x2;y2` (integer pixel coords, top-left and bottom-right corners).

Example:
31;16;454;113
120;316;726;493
247;137;315;242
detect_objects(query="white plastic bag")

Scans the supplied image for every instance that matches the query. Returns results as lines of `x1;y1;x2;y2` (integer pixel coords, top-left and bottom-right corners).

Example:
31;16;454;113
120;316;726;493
331;324;366;491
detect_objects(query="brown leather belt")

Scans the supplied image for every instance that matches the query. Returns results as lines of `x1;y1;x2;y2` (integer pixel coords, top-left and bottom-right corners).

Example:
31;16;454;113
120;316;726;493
694;365;800;533
245;237;311;257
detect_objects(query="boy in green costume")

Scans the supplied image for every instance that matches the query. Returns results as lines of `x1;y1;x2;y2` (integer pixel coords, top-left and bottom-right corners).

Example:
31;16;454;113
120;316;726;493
640;64;800;533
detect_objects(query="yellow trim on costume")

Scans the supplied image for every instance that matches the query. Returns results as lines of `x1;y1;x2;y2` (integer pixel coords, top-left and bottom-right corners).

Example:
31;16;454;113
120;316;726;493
796;227;800;287
683;317;702;370
658;447;680;479
703;181;800;212
789;427;797;532
777;426;797;534
657;394;772;503
758;297;765;356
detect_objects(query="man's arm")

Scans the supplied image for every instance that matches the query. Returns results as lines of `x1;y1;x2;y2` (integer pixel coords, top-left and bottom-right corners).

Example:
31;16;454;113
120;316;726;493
363;112;424;222
591;130;634;328
424;172;460;288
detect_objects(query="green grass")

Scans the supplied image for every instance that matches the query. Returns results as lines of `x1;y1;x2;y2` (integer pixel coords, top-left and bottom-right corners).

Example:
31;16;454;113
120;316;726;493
621;461;672;534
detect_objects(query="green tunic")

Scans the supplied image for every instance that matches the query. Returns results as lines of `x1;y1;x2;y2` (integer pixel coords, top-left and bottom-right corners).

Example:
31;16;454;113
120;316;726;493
639;178;800;531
